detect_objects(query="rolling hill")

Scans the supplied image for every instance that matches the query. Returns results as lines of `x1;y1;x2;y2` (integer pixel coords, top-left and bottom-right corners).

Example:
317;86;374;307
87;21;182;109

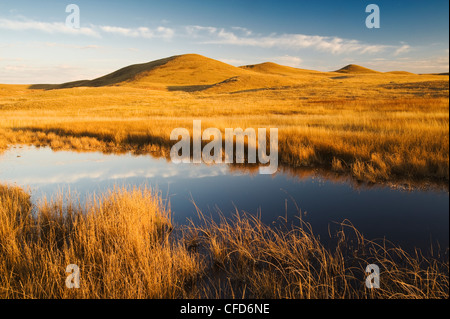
240;62;323;76
335;64;380;74
30;54;250;90
27;55;439;93
29;54;301;92
30;56;176;90
386;71;416;75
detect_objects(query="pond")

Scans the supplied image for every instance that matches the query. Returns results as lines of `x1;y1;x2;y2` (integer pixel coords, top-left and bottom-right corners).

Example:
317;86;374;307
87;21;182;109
0;146;448;252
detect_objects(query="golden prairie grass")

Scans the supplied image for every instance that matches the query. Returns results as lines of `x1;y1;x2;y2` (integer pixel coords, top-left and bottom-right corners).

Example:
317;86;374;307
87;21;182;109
0;184;448;299
0;58;448;186
1;96;448;186
0;184;202;299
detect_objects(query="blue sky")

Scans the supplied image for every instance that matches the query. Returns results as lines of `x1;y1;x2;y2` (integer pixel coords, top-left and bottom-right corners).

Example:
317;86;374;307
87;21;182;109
0;0;448;83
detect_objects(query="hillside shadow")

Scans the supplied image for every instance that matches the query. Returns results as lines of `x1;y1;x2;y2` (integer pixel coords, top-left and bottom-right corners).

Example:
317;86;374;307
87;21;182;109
29;80;91;90
167;84;214;92
330;76;352;80
379;80;449;98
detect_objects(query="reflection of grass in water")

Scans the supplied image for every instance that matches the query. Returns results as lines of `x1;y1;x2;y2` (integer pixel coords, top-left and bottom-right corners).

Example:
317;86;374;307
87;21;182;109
0;184;448;299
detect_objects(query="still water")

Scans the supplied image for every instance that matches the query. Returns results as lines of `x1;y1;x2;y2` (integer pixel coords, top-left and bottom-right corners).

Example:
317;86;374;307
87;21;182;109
0;146;448;251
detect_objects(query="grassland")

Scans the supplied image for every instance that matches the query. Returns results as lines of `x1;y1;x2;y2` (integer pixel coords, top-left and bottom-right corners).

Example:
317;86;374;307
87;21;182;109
0;54;448;187
0;184;448;299
0;55;449;298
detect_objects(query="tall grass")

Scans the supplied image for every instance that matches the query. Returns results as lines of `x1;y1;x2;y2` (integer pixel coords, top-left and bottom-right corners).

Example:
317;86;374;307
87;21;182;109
0;78;448;186
0;184;448;299
0;185;201;298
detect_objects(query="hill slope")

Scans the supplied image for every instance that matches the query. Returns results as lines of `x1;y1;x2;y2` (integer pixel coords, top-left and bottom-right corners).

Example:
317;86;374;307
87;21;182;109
128;54;251;87
29;54;303;92
30;56;177;90
240;62;322;76
28;56;432;93
30;54;252;90
385;71;416;75
335;64;379;74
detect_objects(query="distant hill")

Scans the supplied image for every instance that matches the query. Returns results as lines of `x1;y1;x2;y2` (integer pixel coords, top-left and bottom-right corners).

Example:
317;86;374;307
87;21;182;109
386;71;416;75
422;72;449;76
30;56;176;90
335;64;379;74
30;54;250;90
29;54;300;92
128;54;250;86
240;62;321;76
28;55;435;93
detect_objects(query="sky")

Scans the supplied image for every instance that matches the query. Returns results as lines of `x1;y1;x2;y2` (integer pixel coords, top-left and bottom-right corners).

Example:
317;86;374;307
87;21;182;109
0;0;448;84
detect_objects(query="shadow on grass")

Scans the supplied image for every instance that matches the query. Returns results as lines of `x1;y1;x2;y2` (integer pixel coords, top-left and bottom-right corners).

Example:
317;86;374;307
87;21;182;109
167;85;214;92
11;126;174;152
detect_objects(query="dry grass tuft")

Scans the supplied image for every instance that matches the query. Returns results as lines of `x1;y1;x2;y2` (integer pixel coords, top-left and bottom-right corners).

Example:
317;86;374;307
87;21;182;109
0;184;447;299
0;185;201;299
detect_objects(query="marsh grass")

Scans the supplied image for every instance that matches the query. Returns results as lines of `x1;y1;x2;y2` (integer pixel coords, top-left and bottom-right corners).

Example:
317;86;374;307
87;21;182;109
0;99;449;188
0;60;449;186
0;184;201;299
0;85;448;186
0;184;448;299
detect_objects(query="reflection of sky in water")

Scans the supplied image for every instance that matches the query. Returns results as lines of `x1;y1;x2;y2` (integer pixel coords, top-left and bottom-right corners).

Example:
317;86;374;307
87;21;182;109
0;146;232;185
0;146;448;251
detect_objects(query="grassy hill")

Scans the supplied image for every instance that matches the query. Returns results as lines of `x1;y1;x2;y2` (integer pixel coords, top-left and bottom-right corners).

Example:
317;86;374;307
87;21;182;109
240;62;323;76
386;71;417;75
28;55;441;95
29;54;314;93
30;54;251;90
335;64;380;74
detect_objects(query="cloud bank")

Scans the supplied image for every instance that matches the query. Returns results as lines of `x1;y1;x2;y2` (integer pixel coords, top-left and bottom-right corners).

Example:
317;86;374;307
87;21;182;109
0;16;409;55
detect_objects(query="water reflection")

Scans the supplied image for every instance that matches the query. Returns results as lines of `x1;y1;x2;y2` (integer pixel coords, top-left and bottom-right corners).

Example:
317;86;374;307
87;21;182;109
0;146;448;251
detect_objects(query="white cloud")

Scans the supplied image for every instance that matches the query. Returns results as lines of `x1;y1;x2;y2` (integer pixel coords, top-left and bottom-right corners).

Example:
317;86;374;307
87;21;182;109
184;25;431;59
231;26;253;36
0;17;100;37
99;25;139;37
99;25;174;39
0;17;174;40
394;44;411;56
0;17;411;57
185;25;218;37
44;42;102;50
217;58;246;65
271;55;303;67
157;26;175;39
185;25;394;55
